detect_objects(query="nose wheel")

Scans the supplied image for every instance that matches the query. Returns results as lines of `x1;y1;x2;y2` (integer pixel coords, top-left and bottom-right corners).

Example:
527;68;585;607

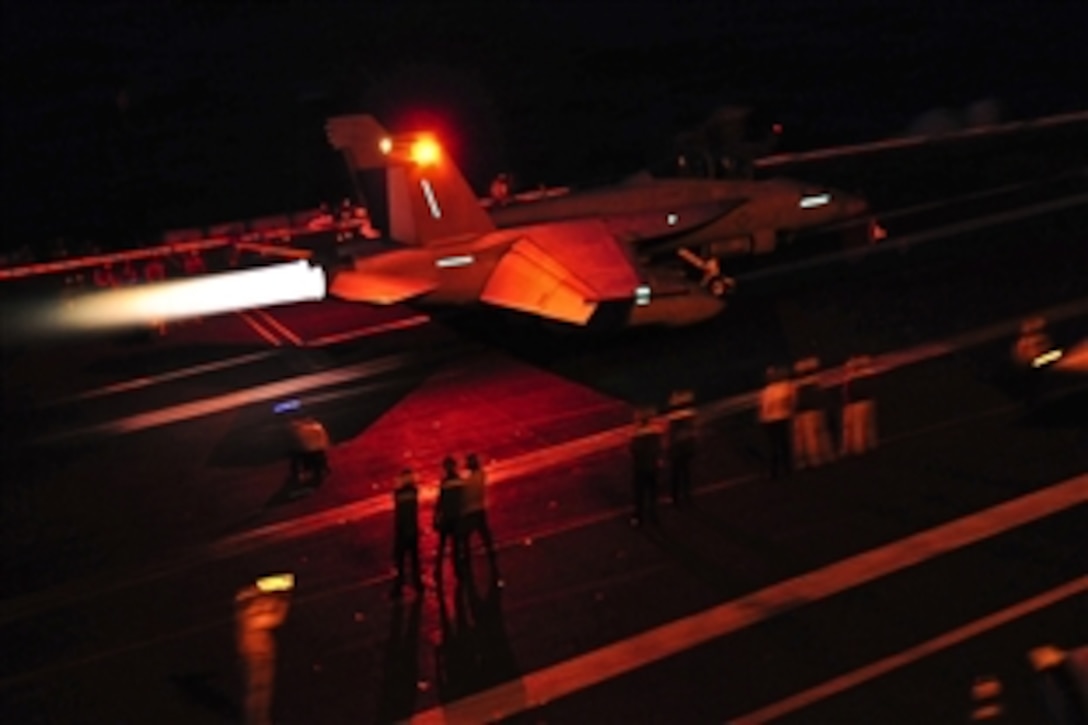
707;275;736;298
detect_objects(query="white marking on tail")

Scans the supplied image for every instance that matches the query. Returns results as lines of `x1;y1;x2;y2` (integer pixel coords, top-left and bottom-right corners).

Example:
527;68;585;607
420;178;442;219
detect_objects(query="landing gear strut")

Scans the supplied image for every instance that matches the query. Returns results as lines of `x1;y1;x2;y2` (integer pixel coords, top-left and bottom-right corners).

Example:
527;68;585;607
676;248;736;298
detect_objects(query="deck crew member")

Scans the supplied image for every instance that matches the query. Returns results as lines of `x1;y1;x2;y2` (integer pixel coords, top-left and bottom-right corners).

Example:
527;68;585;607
630;407;663;524
434;456;466;583
390;468;424;598
666;390;698;506
841;355;879;455
461;453;501;583
792;357;835;469
759;366;796;478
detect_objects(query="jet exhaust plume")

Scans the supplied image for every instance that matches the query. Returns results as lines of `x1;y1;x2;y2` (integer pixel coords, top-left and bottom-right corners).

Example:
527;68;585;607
8;261;326;339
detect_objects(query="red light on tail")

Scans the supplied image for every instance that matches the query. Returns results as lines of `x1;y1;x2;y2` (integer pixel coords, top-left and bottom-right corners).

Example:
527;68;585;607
410;137;441;166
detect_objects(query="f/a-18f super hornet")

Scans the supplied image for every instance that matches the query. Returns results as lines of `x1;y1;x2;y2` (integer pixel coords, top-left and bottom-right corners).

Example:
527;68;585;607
26;115;727;339
323;115;724;328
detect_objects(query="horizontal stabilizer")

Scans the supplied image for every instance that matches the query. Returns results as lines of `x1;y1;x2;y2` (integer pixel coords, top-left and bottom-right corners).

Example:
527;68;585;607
328;270;438;305
328;247;438;304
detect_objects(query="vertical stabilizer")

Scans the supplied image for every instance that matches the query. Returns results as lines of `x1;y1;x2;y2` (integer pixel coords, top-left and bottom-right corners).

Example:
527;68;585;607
326;114;494;247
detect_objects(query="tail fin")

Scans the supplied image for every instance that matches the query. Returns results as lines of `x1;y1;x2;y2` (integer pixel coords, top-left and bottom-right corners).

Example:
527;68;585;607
326;115;494;247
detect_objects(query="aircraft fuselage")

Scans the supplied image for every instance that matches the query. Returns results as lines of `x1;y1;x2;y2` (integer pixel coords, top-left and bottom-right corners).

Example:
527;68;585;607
489;177;868;259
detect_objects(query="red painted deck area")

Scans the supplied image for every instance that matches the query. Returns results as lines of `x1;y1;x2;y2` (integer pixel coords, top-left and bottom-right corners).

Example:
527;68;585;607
331;350;632;492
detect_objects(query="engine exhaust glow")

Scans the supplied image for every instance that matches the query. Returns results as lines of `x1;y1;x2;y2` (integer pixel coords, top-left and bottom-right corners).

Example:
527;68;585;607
42;260;326;334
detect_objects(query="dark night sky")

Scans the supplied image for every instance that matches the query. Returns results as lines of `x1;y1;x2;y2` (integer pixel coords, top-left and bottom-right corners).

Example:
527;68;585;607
3;0;1086;252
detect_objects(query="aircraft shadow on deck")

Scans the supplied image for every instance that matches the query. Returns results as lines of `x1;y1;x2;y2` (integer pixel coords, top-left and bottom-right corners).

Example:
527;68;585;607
205;362;439;472
429;294;793;411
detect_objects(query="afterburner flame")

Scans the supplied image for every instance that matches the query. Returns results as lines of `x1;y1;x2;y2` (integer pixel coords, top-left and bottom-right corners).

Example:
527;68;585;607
48;260;326;333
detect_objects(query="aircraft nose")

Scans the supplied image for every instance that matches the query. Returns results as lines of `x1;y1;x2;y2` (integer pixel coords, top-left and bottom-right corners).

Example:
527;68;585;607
625;286;725;327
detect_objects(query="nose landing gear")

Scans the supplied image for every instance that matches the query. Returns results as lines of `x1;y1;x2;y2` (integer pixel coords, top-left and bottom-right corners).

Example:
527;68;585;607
676;248;736;298
707;274;736;298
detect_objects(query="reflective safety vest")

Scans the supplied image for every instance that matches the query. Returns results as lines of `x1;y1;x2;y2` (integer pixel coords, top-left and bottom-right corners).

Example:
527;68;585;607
461;469;486;515
290;418;329;452
759;380;795;423
235;585;289;654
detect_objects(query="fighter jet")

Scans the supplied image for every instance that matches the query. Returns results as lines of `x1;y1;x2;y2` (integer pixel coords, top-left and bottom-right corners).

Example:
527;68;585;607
323;115;724;328
20;115;726;340
486;168;870;296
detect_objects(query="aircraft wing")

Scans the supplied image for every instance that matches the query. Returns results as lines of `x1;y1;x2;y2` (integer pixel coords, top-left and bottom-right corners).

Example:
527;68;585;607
329;270;438;305
480;220;642;325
